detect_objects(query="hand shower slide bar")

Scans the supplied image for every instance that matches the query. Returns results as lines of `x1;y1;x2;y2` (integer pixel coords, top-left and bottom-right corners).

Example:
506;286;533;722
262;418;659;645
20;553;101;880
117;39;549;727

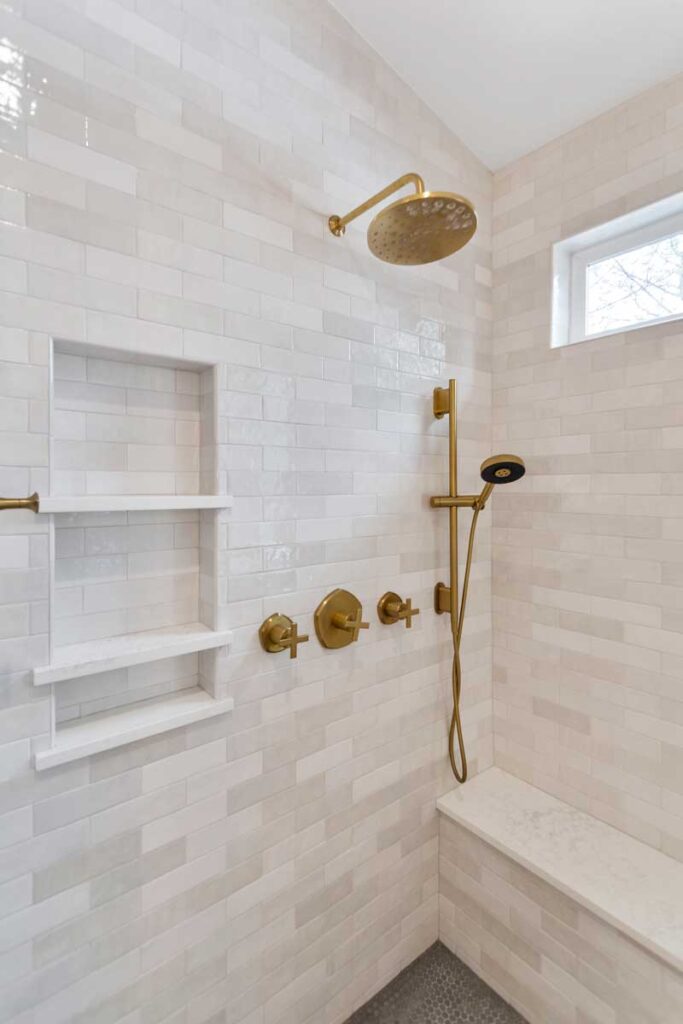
431;381;526;783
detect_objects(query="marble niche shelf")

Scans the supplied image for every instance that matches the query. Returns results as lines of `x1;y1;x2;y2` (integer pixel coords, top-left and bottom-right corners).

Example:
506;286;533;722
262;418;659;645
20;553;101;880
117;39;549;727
38;495;233;513
35;337;233;771
33;623;233;686
35;688;234;770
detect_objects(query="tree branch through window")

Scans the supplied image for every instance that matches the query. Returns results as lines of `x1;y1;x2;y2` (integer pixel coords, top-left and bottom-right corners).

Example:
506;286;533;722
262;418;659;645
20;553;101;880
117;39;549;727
586;234;683;335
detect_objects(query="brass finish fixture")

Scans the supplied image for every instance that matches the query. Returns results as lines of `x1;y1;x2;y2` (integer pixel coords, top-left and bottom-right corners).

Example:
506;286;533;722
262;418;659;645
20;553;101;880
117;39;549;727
431;380;526;783
434;583;451;615
314;589;369;649
431;495;482;509
329;173;424;237
259;613;309;660
377;591;420;629
480;454;525;485
0;492;39;513
433;386;451;419
328;172;477;266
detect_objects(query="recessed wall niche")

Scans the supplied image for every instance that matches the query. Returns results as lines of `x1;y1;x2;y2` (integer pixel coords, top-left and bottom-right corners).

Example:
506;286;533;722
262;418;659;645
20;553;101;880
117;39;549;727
51;341;213;497
33;340;232;771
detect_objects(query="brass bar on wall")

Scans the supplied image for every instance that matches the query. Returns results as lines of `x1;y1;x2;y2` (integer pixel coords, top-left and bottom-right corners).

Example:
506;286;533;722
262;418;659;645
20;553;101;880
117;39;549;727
0;492;39;513
447;379;459;640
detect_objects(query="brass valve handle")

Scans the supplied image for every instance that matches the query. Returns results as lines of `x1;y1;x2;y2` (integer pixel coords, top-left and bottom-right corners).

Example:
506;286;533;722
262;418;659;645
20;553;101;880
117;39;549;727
377;592;420;629
259;614;309;659
0;492;39;513
277;621;309;659
331;609;370;642
314;589;368;649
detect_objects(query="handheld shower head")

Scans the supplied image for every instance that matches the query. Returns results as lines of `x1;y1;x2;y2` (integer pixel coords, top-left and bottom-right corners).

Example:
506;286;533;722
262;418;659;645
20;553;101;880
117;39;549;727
476;454;526;509
480;454;526;485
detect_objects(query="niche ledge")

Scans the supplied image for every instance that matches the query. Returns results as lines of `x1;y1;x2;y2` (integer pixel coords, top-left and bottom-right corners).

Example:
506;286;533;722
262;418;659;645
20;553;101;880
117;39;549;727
33;623;233;686
39;495;233;513
35;687;234;771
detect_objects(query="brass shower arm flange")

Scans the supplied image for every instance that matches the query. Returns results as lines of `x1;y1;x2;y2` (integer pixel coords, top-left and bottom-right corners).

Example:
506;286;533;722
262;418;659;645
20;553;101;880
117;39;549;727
328;172;425;237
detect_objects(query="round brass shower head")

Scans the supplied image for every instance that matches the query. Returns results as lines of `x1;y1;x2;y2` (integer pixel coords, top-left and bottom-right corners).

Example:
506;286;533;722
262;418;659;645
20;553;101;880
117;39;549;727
480;454;526;485
367;191;477;266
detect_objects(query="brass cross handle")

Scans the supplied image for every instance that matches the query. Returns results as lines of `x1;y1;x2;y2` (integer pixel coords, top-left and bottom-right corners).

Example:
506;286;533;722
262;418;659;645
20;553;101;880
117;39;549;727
377;591;421;629
331;608;370;642
314;589;368;649
259;614;309;660
0;492;39;513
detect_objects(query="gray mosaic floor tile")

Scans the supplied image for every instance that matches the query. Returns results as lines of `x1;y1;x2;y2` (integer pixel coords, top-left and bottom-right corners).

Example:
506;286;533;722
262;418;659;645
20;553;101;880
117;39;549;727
345;941;527;1024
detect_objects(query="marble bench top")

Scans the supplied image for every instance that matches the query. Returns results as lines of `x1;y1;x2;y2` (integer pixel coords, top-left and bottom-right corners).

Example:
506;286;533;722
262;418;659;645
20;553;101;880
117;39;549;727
437;767;683;972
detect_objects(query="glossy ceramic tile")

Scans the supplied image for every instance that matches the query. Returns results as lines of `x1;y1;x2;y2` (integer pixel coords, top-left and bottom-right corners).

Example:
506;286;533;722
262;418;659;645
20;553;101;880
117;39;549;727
0;1;493;1021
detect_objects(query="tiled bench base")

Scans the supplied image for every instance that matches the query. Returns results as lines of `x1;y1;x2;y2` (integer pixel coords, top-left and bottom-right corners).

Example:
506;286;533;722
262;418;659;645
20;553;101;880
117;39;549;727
438;773;683;1024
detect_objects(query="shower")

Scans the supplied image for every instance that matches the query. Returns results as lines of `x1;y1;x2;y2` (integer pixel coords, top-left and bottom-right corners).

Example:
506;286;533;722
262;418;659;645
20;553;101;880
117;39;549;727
431;380;525;782
327;174;514;783
328;172;477;265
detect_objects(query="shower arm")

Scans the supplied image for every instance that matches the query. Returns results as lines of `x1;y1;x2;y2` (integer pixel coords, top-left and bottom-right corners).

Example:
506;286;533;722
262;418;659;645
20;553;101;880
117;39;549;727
328;172;425;237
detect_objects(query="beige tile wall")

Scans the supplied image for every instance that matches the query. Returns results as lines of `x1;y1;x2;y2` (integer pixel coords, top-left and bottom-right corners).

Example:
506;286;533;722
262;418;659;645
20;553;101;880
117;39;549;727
0;1;493;1022
439;815;683;1024
492;74;683;861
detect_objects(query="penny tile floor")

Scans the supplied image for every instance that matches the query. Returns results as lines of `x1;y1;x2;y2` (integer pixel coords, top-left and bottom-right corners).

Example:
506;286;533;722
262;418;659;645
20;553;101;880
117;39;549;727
345;942;527;1023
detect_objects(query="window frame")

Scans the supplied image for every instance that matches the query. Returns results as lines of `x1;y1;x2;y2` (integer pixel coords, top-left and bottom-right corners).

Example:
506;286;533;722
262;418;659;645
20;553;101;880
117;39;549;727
551;192;683;348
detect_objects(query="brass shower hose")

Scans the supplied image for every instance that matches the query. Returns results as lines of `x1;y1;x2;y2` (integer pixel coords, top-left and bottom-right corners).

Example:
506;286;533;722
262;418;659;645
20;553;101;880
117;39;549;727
448;506;482;783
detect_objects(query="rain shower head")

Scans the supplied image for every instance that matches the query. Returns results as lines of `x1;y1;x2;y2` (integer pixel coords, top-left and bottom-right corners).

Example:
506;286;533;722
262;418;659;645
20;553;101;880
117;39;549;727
367;191;477;265
480;454;526;485
328;173;477;266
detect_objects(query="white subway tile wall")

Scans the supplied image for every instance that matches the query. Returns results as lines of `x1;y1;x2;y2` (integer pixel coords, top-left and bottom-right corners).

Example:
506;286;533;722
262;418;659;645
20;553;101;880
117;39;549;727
492;75;683;862
55;651;201;724
439;816;683;1024
0;2;492;1023
54;510;200;647
52;348;203;497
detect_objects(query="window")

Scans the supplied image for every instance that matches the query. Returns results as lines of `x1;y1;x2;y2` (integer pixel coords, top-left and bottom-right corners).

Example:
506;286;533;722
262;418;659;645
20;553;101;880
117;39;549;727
551;194;683;347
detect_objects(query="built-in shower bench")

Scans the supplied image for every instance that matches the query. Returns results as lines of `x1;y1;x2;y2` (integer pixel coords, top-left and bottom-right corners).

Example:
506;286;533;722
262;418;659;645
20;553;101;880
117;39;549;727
437;767;683;976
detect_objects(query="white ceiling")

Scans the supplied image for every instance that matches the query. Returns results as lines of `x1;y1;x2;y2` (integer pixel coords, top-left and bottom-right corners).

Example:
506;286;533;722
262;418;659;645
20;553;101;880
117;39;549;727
331;0;683;170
